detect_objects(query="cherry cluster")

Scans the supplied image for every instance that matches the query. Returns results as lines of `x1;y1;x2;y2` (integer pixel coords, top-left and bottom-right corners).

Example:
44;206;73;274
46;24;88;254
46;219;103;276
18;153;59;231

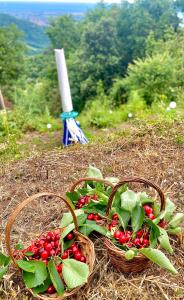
13;231;61;262
76;194;98;209
108;213;150;248
14;230;87;295
143;205;155;220
108;213;119;231
144;205;167;228
87;213;102;222
114;229;150;248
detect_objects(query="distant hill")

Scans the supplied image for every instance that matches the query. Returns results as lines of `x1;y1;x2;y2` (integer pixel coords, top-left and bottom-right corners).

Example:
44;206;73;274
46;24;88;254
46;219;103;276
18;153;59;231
0;13;50;52
0;2;96;24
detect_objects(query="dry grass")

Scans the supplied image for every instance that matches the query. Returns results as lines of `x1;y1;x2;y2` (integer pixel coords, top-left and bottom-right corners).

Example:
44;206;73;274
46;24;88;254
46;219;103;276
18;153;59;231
0;121;184;300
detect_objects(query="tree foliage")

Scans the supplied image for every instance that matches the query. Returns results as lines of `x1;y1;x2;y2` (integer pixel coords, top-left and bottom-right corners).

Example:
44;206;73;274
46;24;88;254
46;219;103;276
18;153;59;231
113;28;184;105
0;25;25;91
46;15;80;56
1;0;183;113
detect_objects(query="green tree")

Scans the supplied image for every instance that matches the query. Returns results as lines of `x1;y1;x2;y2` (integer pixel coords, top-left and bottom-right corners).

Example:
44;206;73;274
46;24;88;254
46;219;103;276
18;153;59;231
69;15;120;111
112;28;184;105
116;0;179;71
47;15;80;56
0;25;25;95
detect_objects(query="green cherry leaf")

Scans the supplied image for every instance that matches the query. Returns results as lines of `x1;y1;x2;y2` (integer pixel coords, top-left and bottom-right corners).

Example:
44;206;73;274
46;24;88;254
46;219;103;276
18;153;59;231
48;259;64;296
139;248;178;274
62;259;89;289
22;261;48;288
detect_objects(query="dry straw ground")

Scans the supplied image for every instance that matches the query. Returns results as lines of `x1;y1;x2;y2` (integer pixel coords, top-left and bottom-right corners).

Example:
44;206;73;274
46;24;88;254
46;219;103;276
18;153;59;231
0;122;184;300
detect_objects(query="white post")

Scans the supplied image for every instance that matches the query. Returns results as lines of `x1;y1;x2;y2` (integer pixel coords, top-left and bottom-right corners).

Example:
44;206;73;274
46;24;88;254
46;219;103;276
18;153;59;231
54;49;73;113
0;89;6;111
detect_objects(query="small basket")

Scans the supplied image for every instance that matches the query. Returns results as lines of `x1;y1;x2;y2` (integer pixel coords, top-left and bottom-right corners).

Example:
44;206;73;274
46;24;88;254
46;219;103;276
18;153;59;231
5;192;95;299
104;178;166;273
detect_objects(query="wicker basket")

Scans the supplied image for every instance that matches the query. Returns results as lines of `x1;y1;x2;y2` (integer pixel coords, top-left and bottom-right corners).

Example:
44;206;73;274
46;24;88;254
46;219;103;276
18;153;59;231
5;192;95;299
104;178;166;273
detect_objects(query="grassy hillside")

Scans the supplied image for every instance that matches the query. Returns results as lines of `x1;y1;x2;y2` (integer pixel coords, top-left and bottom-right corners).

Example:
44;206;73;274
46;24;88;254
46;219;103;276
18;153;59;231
0;13;50;52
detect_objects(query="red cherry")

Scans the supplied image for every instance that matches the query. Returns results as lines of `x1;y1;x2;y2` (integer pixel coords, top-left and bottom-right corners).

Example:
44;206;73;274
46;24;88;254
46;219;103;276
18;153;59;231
158;220;167;228
72;245;79;254
55;234;60;241
111;220;118;227
92;194;98;200
136;230;143;238
80;198;86;205
46;235;51;242
51;235;56;241
51;241;55;247
38;240;45;247
144;232;149;239
50;249;56;256
61;251;69;259
71;242;77;248
66;232;74;241
74;251;82;261
85;196;90;203
94;214;101;221
57;264;62;273
45;243;52;252
127;242;133;248
77;203;83;209
80;256;86;263
31;246;38;255
119;234;127;244
125;231;131;241
132;238;140;247
108;224;113;231
142;239;149;247
143;205;153;215
148;213;155;220
41;251;49;259
114;230;122;240
56;249;61;255
54;240;59;248
87;214;95;220
39;247;45;255
112;214;119;220
47;285;56;294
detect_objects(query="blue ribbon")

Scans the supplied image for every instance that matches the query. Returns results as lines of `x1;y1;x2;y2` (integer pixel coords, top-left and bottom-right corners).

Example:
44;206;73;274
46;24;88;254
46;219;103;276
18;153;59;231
60;111;78;121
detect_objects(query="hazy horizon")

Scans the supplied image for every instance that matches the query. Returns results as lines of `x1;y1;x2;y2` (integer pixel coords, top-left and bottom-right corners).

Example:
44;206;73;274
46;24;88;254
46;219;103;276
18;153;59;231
0;0;122;3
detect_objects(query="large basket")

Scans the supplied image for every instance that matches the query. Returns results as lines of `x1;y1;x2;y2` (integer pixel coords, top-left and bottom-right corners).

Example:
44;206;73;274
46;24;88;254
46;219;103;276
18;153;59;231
5;192;95;299
104;178;166;273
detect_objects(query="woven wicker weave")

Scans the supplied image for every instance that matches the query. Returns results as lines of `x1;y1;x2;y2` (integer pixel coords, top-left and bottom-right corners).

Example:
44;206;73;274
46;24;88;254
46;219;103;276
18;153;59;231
104;178;166;273
5;192;95;299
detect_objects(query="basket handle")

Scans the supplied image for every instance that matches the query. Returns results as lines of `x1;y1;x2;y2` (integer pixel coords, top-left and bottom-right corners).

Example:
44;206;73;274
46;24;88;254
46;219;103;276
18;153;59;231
70;177;114;192
106;178;166;216
5;192;79;266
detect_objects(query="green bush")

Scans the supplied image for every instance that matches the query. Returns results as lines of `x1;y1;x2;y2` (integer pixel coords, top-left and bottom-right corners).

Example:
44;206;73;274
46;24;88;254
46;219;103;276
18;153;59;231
79;82;148;128
13;79;60;116
121;53;178;105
